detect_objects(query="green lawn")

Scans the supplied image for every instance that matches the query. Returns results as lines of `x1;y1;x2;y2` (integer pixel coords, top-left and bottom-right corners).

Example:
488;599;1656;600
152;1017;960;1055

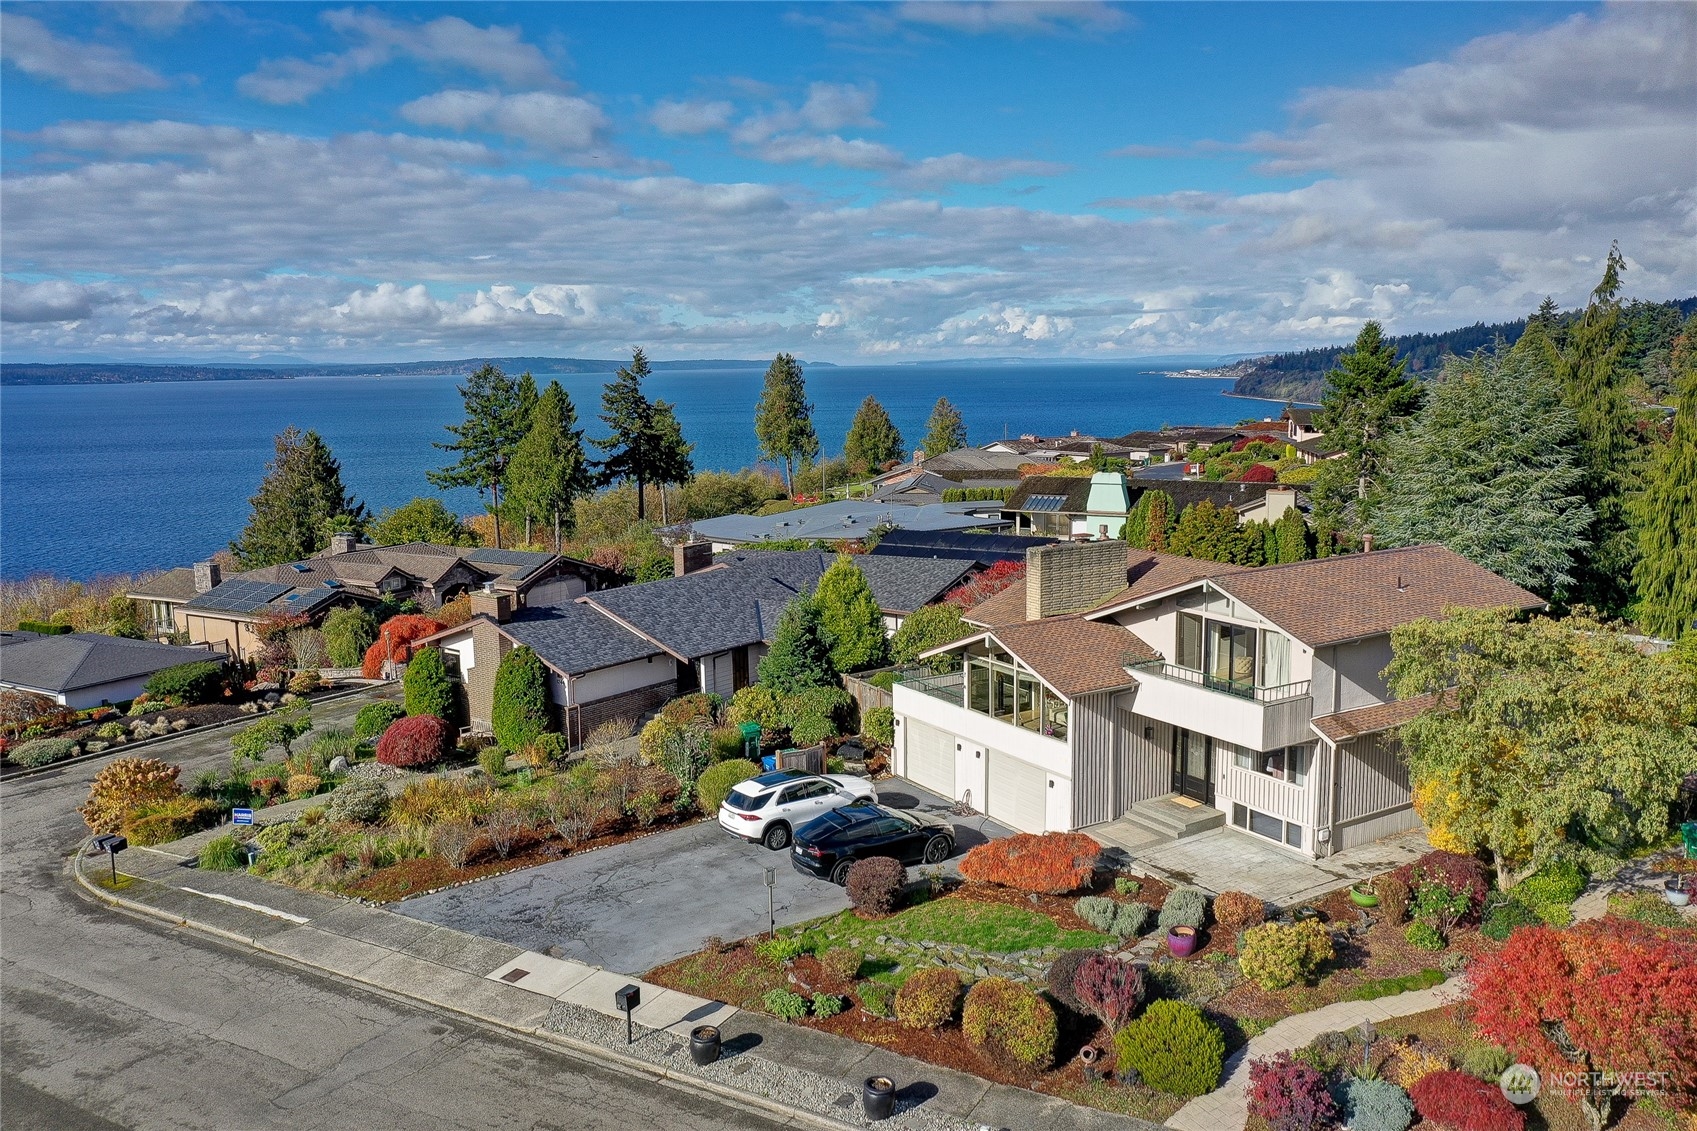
796;897;1109;955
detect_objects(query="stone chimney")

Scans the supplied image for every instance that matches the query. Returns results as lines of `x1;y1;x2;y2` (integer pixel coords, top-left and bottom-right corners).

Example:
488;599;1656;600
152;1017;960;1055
1262;487;1297;521
470;586;512;623
329;532;358;555
1362;533;1375;553
193;560;221;593
674;540;713;577
1025;539;1127;620
913;448;926;466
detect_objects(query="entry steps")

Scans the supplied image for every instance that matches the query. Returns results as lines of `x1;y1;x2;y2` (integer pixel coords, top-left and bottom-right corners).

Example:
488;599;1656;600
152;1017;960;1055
1119;794;1226;841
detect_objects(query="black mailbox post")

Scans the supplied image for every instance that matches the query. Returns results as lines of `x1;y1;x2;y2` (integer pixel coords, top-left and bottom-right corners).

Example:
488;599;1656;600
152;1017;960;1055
614;984;640;1045
90;834;128;884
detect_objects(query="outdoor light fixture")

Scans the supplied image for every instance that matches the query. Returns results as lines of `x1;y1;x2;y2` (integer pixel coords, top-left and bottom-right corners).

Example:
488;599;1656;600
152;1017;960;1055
1355;1021;1377;1072
764;867;777;939
615;983;641;1045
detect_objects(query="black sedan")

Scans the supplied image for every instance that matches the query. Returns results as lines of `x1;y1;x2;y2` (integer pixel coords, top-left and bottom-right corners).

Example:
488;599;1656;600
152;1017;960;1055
790;804;955;885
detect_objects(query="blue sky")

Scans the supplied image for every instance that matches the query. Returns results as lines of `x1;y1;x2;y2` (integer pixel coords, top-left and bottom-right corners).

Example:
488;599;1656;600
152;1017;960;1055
2;1;1691;362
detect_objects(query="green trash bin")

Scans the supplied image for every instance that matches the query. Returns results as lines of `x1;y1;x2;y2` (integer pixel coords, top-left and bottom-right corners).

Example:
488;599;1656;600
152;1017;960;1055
739;720;762;761
1683;821;1697;859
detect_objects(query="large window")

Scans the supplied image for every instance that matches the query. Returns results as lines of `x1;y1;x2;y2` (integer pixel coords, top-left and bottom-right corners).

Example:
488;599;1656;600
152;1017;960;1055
1233;743;1310;785
1232;803;1304;849
1174;608;1294;694
962;651;1068;739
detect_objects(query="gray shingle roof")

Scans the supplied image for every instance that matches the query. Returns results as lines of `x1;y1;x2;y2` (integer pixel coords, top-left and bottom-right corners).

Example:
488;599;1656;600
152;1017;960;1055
1003;476;1094;513
689;500;1008;545
0;634;222;693
127;567;203;603
501;602;667;675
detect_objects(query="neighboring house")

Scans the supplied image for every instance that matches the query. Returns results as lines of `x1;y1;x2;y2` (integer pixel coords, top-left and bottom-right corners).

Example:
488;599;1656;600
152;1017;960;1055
1002;472;1131;539
0;633;223;708
130;536;619;661
859;448;1030;503
1294;436;1345;464
1129;479;1306;525
424;546;976;745
983;433;1136;462
687;499;1009;552
890;539;1543;855
869;529;1058;567
1282;406;1324;443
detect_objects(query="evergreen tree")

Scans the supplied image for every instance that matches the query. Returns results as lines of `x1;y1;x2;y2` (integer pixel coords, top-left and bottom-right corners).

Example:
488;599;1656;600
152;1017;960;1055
1633;316;1697;638
1551;244;1640;612
757;594;838;694
491;645;550;751
889;602;971;671
594;348;694;522
921;397;967;457
231;426;367;568
506;381;594;550
428;363;532;548
1272;507;1312;564
403;645;456;721
1167;501;1241;563
368;497;477;547
1124;489;1176;551
321;606;378;669
1312;320;1423;537
1376;348;1591;597
843;395;904;475
814;555;889;673
753;353;819;494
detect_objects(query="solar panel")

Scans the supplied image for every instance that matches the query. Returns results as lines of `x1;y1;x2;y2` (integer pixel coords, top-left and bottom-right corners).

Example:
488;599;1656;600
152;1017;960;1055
189;580;292;612
1023;495;1068;512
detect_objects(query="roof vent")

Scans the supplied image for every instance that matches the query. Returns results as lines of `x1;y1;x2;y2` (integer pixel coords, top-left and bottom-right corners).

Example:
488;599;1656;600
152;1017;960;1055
1396;575;1408;592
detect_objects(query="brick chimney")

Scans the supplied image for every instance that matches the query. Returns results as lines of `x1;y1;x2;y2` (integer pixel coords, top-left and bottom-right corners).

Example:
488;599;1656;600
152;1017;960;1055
913;448;926;466
193;560;221;593
673;540;713;577
470;586;512;623
329;532;357;555
1025;539;1127;620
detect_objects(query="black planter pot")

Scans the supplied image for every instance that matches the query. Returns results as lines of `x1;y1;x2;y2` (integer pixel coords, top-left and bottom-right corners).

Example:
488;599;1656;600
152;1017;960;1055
689;1025;721;1066
863;1076;896;1121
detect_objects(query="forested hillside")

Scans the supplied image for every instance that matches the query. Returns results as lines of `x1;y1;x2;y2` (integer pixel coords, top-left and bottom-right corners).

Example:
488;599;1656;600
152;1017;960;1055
1226;296;1697;403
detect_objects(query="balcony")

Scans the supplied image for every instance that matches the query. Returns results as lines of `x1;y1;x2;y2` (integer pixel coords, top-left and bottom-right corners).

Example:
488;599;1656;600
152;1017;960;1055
1124;656;1314;751
902;670;965;706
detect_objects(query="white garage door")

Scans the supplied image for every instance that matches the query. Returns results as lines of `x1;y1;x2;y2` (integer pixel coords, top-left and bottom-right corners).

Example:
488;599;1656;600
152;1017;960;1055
987;749;1047;833
903;719;956;799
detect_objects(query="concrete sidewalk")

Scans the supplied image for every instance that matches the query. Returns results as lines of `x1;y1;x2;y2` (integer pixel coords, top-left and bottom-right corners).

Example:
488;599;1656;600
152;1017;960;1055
78;841;1161;1131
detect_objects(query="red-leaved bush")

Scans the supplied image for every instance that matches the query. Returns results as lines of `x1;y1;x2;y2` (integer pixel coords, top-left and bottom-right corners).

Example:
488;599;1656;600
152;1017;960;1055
958;832;1100;894
1409;1070;1523;1131
360;614;447;679
1390;849;1488;924
944;561;1026;609
1470;918;1697;1130
375;714;449;767
1238;463;1278;483
1247;1051;1337;1131
1073;954;1144;1034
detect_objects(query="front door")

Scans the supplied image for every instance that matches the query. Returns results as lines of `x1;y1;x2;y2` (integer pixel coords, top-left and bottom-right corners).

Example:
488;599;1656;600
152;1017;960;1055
1172;728;1213;803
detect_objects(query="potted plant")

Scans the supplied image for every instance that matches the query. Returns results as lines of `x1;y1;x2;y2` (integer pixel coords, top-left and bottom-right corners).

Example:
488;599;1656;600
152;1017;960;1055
1079;1045;1103;1083
689;1024;721;1066
862;1075;896;1121
1665;877;1693;908
1349;884;1380;907
1168;925;1199;958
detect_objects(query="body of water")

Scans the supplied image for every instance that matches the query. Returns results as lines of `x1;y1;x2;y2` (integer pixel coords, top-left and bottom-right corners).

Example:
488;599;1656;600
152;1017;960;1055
0;362;1282;578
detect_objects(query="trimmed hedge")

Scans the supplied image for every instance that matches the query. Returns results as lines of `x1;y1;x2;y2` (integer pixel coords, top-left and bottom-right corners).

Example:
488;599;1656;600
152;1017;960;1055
403;646;455;721
894;967;961;1030
144;660;226;704
1114;1000;1224;1097
353;701;406;741
696;759;760;815
1238;919;1335;990
961;977;1058;1071
124;795;218;846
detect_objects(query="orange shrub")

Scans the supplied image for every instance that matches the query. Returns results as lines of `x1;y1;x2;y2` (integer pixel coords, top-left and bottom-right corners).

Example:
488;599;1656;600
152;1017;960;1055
958;832;1100;895
360;614;446;678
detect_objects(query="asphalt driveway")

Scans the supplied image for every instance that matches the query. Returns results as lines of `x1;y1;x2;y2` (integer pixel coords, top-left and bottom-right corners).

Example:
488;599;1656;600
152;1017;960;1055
394;780;1011;975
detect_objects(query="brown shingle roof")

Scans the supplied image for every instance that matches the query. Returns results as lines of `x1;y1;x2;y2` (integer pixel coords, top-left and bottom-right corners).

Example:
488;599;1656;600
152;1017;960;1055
127;567;202;603
985;616;1156;697
1212;544;1545;648
1087;552;1252;617
1311;692;1440;743
962;580;1028;627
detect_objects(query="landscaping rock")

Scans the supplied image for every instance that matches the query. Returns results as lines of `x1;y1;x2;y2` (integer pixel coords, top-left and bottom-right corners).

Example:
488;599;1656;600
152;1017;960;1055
327;755;350;774
262;692;281;706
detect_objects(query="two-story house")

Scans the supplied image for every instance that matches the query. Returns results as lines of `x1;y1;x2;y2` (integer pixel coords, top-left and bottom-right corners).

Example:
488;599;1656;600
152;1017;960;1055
890;539;1542;858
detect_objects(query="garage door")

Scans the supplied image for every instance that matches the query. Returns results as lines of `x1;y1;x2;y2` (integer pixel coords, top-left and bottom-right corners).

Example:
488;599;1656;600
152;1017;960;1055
903;719;956;799
986;749;1047;833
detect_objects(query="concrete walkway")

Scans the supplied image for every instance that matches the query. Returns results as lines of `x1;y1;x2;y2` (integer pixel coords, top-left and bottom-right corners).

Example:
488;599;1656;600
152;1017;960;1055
1164;979;1469;1131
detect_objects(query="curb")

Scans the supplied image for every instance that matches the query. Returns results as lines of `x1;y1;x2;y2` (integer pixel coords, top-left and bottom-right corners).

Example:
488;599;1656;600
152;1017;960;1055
70;843;865;1131
2;683;394;784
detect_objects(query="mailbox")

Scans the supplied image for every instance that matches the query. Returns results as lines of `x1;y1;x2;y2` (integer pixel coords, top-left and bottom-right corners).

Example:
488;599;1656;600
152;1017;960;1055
614;983;641;1045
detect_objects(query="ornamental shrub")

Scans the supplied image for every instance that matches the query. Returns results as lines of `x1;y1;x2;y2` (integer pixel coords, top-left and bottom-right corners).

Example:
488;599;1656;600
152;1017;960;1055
708;724;747;762
1157;886;1208;931
322;605;377;669
1514;858;1587;925
231;703;312;766
1073;954;1144;1034
660;693;719;727
1391;850;1487;925
1238;919;1335;990
1456;1039;1512;1081
375;714;449;767
961;977;1058;1072
1114;999;1225;1098
762;989;809;1021
144;660;226;704
198;834;247;872
724;684;786;734
1213;891;1266;934
1046;949;1099;1016
1373;875;1411;924
1247;1051;1337;1131
1408;1071;1524;1131
861;705;895;747
124;795;218;846
80;756;182;833
402;646;455;721
894;967;961;1030
782;685;853;746
286;772;322;798
638;715;681;764
1403;922;1444;951
1076;895;1118;932
12;737;76;767
353;701;406;741
845;855;906;917
957;832;1100;894
1336;1077;1413;1131
1480;895;1541;941
325;779;389;824
287;670;321;695
696;759;760;815
857;980;895;1018
478;745;508;780
1113;901;1153;938
811;993;845;1019
491;645;549;752
819;947;863;984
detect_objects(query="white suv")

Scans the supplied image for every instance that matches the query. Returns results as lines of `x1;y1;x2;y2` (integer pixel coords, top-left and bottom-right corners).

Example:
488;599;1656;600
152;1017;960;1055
717;769;878;851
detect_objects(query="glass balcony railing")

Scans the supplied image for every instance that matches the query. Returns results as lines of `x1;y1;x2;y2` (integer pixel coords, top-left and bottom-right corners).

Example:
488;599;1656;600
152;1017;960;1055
899;670;965;704
1127;657;1310;703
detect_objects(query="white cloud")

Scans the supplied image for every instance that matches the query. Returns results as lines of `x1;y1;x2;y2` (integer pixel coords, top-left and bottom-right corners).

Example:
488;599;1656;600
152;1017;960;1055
895;2;1128;36
0;13;168;94
894;154;1069;189
237;10;560;104
111;3;198;33
751;133;907;171
401;90;610;154
650;99;735;136
1;279;113;323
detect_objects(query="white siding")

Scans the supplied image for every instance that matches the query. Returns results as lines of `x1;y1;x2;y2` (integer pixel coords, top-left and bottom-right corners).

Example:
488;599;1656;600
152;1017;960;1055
987;748;1047;833
900;718;956;797
570;655;673;706
698;651;736;698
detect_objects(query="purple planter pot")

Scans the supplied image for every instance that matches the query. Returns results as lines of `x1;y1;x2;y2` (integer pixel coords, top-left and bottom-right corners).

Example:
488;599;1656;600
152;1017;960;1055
1168;926;1199;958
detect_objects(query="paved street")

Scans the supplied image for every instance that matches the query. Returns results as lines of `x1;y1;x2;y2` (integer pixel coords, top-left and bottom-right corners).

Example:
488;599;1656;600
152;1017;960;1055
1;692;786;1131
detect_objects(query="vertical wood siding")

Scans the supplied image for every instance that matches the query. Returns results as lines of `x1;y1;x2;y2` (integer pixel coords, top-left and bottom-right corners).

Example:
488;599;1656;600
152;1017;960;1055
1221;765;1314;824
1336;733;1412;822
1071;691;1116;827
1114;710;1173;815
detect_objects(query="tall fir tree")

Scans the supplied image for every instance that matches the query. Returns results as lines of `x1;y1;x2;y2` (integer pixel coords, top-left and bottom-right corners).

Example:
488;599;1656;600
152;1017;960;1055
813;554;889;673
921;397;967;458
1376;347;1591;597
1550;243;1640;612
753;353;819;494
843;395;904;475
1123;489;1175;551
593;348;694;522
1311;320;1423;541
231;426;367;568
490;645;550;751
757;594;838;694
1632;315;1697;638
427;363;532;548
506;381;594;550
